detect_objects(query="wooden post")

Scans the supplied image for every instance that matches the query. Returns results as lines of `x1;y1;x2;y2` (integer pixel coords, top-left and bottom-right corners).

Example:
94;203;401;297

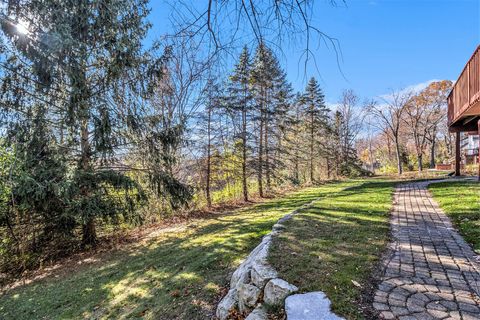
455;132;461;176
478;120;480;181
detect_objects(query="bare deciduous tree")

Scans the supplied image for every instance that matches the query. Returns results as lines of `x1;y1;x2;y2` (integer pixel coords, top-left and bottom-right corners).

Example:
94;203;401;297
366;90;414;175
402;81;453;171
168;0;343;73
337;90;363;164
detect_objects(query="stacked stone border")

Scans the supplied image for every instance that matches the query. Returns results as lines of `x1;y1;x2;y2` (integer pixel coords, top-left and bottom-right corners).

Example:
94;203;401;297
215;200;317;320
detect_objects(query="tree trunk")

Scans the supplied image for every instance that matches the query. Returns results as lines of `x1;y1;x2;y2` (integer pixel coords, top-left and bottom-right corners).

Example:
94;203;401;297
310;108;314;184
326;158;331;180
386;134;392;161
206;107;212;207
446;133;453;158
418;153;423;172
294;149;299;182
395;137;403;175
264;110;271;193
430;139;436;169
241;107;248;202
335;149;339;177
369;139;374;173
258;108;264;198
80;116;97;246
293;108;300;183
82;218;97;246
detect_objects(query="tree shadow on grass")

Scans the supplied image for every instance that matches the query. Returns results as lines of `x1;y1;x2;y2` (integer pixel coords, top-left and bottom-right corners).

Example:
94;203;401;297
428;181;480;252
0;185;345;320
268;180;396;320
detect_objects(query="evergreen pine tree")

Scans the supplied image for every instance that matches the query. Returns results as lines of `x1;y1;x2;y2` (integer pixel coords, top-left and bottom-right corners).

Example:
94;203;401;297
0;0;165;245
270;70;294;186
300;77;330;183
228;46;252;202
200;78;223;207
251;43;284;194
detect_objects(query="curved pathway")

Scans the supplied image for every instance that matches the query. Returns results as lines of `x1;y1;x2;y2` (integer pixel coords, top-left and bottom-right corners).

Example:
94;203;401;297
374;180;480;320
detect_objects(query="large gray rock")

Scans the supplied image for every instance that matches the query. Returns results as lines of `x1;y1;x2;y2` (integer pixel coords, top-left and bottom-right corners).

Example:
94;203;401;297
230;234;272;289
285;292;345;320
278;213;294;223
245;305;268;320
264;278;298;306
238;283;261;312
251;262;278;288
216;288;238;320
230;262;251;288
254;236;271;261
272;223;286;231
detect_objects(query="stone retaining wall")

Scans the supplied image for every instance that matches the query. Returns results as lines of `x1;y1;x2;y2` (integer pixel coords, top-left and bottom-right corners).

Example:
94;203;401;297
215;201;317;320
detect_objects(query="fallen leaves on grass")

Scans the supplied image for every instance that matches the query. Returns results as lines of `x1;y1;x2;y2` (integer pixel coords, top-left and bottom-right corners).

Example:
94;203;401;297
170;289;180;297
351;280;362;288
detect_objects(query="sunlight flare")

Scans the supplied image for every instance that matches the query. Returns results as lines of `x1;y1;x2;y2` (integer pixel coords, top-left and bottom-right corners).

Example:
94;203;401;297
15;20;29;35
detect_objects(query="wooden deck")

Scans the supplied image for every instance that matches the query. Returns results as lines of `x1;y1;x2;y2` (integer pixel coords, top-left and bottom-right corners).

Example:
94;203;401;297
447;45;480;176
448;45;480;132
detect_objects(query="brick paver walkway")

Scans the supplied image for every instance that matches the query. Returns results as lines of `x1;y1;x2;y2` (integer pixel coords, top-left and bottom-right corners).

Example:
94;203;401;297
374;181;480;320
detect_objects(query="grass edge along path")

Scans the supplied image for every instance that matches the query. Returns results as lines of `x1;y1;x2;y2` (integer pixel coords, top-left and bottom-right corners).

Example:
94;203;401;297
429;180;480;253
0;181;360;320
268;180;395;320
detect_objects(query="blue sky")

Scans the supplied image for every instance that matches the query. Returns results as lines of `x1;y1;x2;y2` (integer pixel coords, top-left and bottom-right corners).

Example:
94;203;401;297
149;0;480;104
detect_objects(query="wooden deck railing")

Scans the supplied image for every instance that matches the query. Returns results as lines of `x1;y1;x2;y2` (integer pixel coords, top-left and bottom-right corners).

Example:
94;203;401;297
448;45;480;126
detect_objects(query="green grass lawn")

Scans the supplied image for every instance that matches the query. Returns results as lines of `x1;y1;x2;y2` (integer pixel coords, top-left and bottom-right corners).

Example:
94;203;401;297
429;180;480;252
0;182;361;320
268;180;395;320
